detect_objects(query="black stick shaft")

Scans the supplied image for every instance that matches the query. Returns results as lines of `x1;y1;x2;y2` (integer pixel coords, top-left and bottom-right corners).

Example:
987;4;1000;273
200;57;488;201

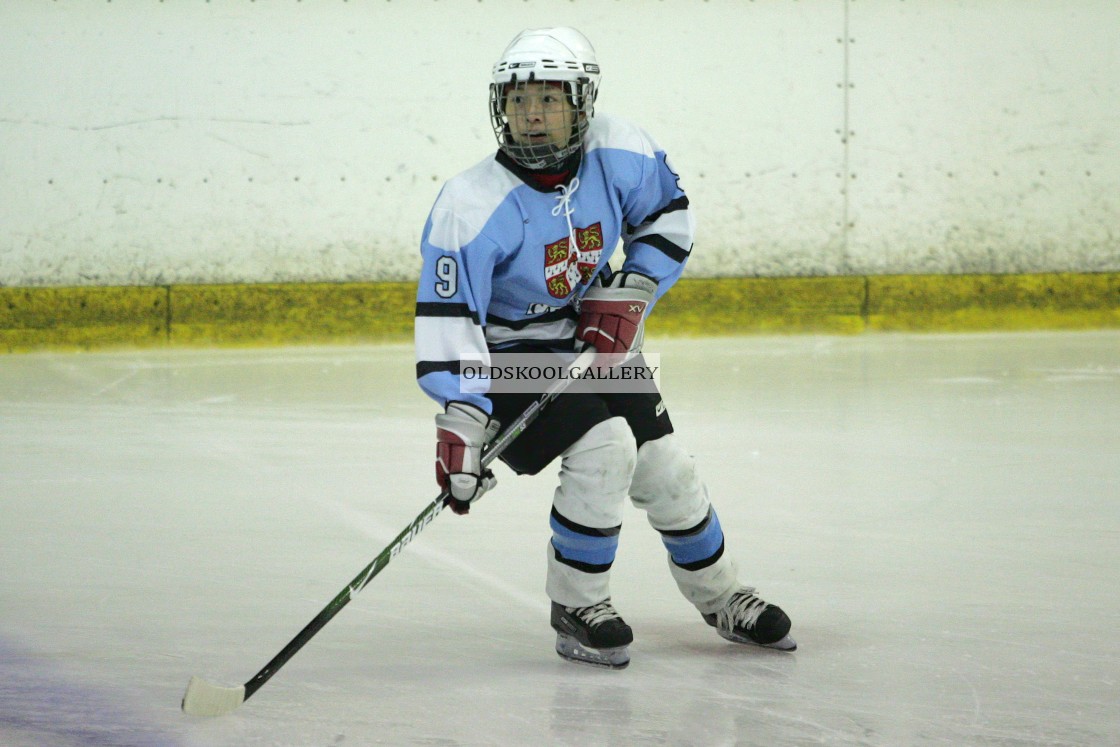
241;492;445;700
237;349;596;703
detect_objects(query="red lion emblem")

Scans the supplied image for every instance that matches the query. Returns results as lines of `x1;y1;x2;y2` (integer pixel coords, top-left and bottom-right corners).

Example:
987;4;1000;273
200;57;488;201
544;222;603;298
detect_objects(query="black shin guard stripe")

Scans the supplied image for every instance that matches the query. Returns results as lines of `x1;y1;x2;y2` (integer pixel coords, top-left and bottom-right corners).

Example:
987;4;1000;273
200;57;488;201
551;507;622;537
552;544;613;574
656;508;712;538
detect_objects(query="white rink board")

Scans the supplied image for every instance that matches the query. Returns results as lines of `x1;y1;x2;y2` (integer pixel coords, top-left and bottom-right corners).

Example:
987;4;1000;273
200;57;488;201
847;1;1120;275
1;1;1118;286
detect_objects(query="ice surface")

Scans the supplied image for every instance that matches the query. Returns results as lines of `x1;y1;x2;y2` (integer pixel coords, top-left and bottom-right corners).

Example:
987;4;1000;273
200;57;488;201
2;332;1118;746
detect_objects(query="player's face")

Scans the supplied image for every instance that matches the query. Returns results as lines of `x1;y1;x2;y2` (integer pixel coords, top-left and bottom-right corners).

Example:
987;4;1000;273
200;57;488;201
504;82;575;151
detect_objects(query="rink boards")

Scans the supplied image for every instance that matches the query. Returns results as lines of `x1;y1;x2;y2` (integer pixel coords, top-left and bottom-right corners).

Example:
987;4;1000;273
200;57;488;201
3;271;1119;353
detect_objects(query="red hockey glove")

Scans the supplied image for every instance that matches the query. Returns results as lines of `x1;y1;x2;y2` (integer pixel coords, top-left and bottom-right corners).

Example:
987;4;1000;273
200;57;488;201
576;272;658;365
435;402;500;515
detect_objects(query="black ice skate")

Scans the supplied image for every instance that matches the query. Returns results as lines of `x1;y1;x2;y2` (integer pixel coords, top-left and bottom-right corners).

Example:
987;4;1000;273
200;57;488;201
703;587;797;651
551;599;634;669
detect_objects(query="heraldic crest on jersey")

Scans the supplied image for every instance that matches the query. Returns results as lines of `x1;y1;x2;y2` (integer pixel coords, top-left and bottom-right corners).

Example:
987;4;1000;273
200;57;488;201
544;222;604;298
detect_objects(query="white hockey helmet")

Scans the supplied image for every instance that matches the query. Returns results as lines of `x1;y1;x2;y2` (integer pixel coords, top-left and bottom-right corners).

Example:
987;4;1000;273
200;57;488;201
489;27;600;170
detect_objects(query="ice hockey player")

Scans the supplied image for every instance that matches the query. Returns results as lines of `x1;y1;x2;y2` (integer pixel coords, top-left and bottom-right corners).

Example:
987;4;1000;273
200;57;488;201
415;27;796;668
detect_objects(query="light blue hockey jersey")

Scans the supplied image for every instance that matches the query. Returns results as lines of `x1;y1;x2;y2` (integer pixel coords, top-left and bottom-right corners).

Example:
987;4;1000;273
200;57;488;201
415;114;695;413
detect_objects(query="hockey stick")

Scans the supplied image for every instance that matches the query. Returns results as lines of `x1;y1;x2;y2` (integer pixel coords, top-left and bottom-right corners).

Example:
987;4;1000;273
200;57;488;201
182;348;597;716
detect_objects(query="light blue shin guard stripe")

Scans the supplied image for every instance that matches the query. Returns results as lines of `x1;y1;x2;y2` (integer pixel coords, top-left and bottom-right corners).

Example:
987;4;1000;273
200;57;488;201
660;509;724;566
550;515;620;568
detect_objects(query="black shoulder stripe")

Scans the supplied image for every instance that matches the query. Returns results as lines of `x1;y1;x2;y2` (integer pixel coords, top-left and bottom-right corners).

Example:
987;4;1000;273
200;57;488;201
416;360;461;378
415;302;481;325
631;233;691;263
640;195;690;226
625;196;690;232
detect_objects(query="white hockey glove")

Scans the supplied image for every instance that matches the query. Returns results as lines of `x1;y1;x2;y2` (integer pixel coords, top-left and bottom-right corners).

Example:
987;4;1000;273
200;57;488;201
576;272;658;365
435;402;501;515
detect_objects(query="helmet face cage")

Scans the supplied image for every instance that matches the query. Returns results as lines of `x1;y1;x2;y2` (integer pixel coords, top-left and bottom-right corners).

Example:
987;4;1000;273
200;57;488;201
489;28;600;170
489;76;595;170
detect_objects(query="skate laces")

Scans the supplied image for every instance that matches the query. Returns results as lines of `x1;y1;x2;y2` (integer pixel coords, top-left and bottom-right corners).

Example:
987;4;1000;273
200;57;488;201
572;600;621;628
721;587;767;629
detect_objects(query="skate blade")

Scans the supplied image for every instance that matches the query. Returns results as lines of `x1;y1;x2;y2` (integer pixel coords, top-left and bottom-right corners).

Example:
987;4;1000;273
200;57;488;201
555;633;630;669
717;629;798;652
762;634;797;651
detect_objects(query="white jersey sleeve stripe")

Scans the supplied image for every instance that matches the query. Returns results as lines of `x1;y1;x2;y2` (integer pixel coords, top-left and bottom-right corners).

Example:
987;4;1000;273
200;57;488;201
415;315;489;369
628;209;693;256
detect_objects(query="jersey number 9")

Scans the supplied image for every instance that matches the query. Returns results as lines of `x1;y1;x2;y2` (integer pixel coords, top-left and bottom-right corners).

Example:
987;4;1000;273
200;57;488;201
435;256;458;298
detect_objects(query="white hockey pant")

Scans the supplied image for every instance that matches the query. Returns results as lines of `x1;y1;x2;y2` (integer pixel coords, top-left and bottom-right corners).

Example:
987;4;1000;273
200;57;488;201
547;420;738;614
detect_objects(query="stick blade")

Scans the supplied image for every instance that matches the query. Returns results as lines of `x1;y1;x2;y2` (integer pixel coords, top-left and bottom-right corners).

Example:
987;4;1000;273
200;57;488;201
181;676;246;717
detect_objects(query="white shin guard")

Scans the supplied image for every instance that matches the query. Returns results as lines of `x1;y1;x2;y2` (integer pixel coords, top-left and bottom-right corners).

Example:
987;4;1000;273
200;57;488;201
630;434;739;613
629;433;709;530
546;417;636;608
